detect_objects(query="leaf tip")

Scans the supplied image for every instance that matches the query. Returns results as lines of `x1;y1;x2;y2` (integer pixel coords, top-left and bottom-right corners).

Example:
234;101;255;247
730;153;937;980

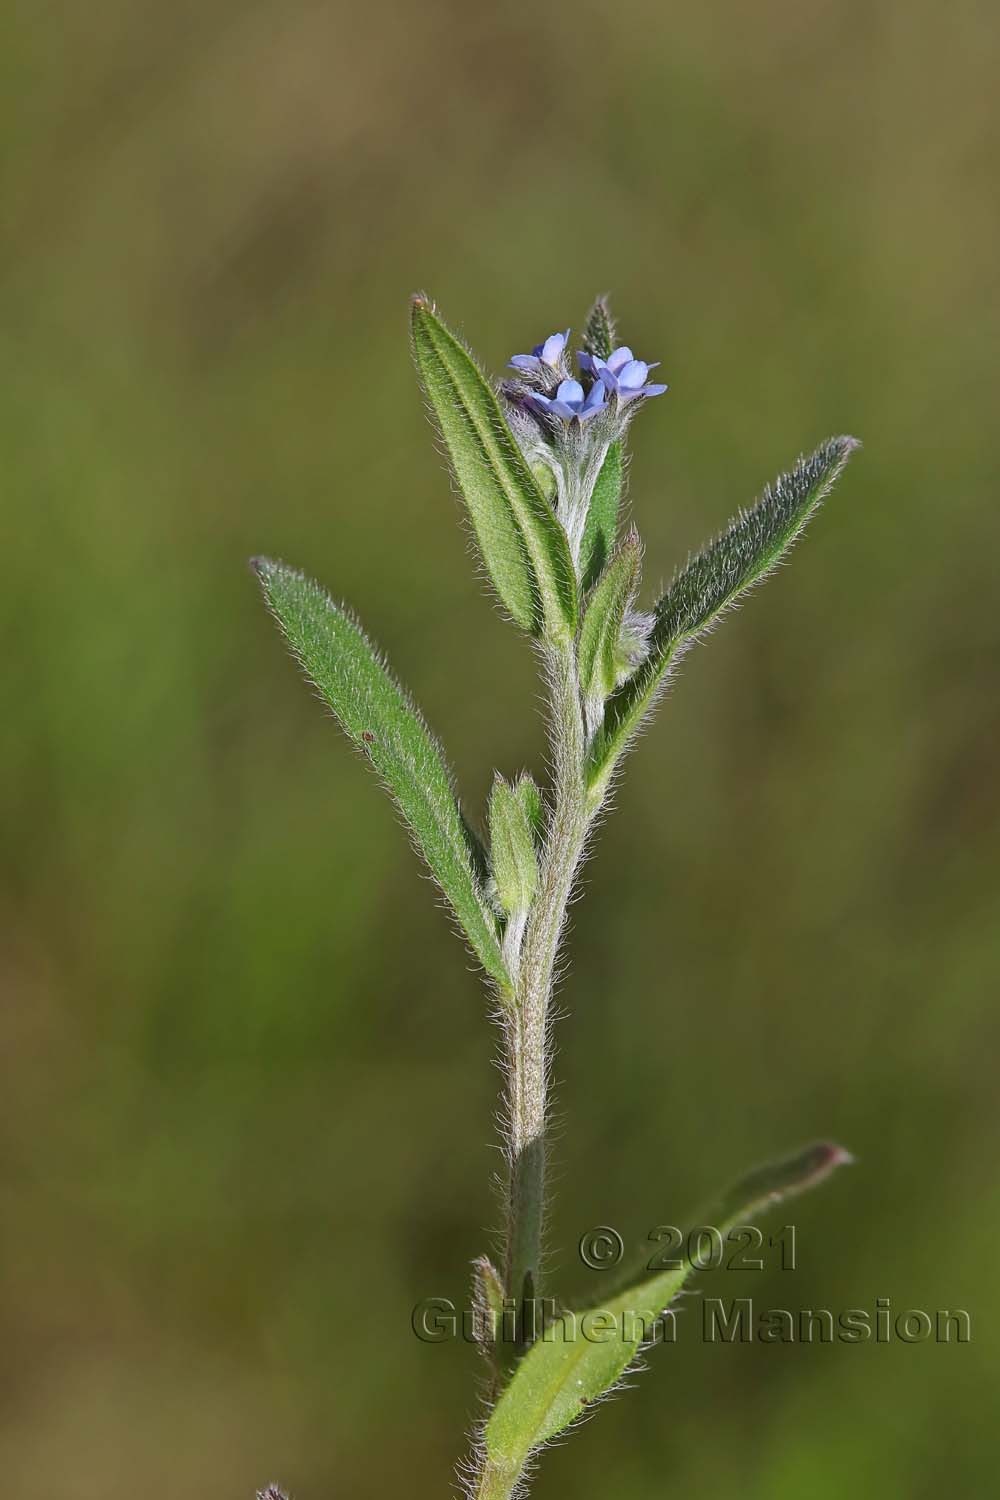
779;1139;855;1194
715;1138;855;1226
409;293;437;343
250;556;285;591
803;1140;854;1175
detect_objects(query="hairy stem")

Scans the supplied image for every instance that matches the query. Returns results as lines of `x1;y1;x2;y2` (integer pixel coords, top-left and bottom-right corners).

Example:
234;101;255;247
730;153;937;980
504;646;591;1331
476;650;603;1500
474;1456;522;1500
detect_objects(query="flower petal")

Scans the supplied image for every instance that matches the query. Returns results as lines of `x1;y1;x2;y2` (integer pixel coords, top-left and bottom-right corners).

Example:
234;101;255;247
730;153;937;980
555;379;584;407
582;381;607;413
618;360;649;390
541;330;569;365
510;354;542;371
606;345;633;374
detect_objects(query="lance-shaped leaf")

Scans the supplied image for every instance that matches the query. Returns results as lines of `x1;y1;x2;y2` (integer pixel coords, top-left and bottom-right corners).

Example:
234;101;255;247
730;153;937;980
583;294;617;360
579;440;624;590
512;772;545;848
587;435;859;802
480;1143;851;1491
253;559;510;990
488;775;539;916
472;1254;508;1362
410;296;577;644
578;531;642;732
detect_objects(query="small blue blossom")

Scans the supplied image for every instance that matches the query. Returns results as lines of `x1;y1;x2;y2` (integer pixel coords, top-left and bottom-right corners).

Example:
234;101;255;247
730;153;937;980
578;345;668;402
526;378;607;424
509;329;571;375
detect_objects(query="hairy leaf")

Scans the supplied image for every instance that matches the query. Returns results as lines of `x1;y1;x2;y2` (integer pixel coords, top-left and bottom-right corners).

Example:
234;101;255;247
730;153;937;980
472;1254;507;1358
489;775;540;915
483;1143;850;1481
410;297;577;643
579;441;624;590
578;533;641;722
253;558;509;989
587;436;859;800
512;772;545;847
583;295;617;361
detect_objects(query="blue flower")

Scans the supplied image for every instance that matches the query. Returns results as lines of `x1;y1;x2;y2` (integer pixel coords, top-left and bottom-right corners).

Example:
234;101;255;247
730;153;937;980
578;345;667;402
525;378;607;424
509;329;571;375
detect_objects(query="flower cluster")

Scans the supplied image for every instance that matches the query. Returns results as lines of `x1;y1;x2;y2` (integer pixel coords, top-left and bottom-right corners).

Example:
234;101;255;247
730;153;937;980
507;329;667;428
525;378;607;424
508;330;571;378
578;346;667;402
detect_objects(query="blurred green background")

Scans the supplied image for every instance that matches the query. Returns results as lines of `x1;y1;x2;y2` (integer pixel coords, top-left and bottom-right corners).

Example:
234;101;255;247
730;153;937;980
3;1;997;1495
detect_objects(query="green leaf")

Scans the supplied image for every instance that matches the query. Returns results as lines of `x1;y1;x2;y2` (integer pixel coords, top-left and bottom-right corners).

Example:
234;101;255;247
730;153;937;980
583;294;617;360
410;296;577;644
587;435;859;801
579;441;624;590
253;558;510;990
472;1254;507;1358
512;772;545;847
530;460;557;505
577;532;641;730
483;1143;850;1482
488;775;540;916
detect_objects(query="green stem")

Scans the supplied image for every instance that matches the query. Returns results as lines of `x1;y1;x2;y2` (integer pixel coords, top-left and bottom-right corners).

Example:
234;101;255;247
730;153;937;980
474;648;601;1500
474;1456;521;1500
504;646;591;1332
